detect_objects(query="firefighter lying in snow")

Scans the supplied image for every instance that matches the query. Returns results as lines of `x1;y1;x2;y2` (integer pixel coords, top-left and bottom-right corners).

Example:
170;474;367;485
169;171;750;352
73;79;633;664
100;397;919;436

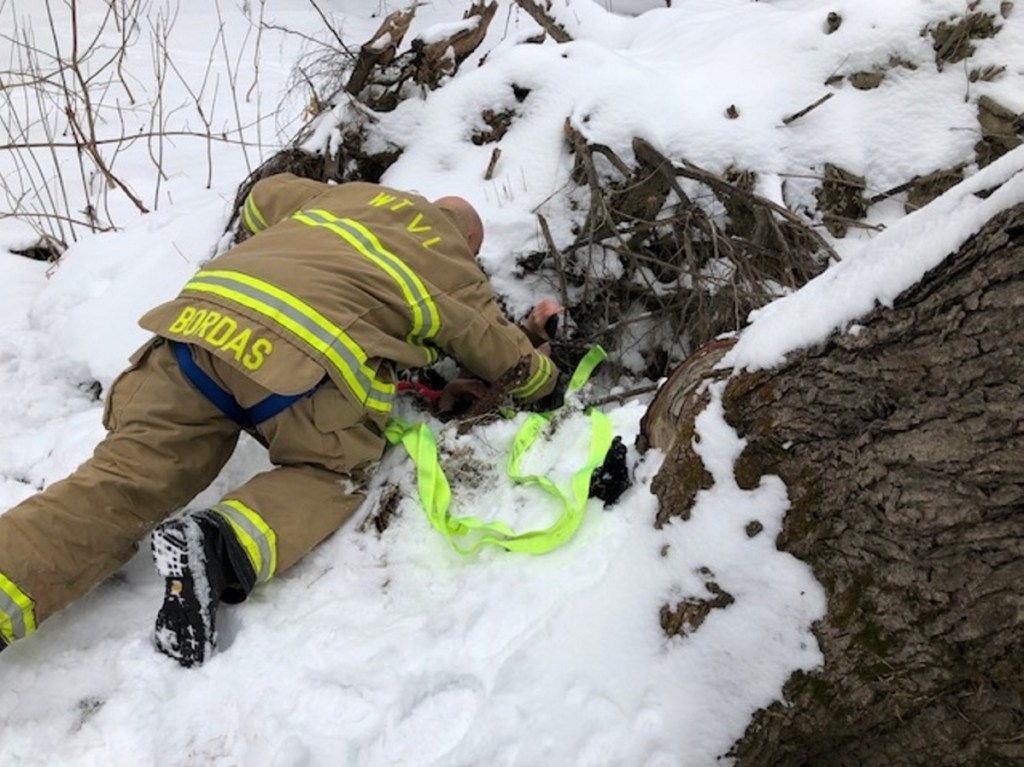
0;173;563;667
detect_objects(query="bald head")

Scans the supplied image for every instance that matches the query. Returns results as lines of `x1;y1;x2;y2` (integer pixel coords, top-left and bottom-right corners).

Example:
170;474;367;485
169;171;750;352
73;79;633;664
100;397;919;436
434;196;484;255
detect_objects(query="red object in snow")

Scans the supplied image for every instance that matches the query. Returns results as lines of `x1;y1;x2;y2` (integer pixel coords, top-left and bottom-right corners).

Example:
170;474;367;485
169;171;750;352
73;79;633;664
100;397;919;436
397;380;443;403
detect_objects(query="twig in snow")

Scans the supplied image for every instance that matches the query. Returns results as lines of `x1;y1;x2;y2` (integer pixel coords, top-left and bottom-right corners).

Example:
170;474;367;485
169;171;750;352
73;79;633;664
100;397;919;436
782;92;834;126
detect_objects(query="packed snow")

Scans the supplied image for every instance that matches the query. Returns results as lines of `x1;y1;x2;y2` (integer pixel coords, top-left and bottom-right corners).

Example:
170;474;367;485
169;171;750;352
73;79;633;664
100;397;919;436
1;1;1022;765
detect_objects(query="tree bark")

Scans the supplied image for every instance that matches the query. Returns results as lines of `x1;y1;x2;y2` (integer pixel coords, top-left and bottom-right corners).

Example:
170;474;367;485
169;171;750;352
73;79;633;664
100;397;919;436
643;203;1024;765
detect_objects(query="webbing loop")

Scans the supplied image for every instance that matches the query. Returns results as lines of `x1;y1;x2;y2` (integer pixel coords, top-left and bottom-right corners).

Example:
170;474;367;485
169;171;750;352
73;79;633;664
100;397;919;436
565;345;609;396
172;341;321;427
385;347;613;555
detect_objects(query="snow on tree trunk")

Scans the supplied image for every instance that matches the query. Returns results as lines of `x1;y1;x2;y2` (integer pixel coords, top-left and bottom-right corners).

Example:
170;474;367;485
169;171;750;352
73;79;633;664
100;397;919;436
642;203;1024;765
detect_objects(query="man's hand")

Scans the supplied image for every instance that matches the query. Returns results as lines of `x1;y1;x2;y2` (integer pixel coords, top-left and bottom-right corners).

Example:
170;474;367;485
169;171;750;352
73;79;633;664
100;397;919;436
524;299;565;341
438;378;489;415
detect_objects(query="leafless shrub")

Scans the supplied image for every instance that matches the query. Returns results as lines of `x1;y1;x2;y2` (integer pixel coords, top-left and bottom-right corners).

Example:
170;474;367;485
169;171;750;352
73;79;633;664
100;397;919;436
526;128;833;380
0;0;274;249
230;2;500;225
228;3;830;383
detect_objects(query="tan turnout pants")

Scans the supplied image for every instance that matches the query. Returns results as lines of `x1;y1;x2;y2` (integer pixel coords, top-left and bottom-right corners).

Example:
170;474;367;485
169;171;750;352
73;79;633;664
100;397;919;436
0;337;385;639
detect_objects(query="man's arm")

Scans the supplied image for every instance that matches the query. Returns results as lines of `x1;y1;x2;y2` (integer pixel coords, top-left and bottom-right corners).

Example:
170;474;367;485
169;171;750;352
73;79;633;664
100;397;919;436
434;286;560;404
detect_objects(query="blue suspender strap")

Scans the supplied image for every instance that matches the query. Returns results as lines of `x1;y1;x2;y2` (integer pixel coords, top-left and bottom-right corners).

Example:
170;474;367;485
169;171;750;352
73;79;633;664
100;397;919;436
171;341;324;427
246;383;323;426
172;341;249;425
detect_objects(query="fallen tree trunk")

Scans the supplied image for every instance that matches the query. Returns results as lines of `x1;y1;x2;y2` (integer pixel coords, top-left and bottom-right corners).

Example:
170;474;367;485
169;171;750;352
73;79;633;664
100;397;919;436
642;202;1024;764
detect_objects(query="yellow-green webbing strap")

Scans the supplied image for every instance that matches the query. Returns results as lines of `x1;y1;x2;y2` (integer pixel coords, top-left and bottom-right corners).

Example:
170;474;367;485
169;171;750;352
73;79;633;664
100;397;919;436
563;345;608;396
384;347;613;555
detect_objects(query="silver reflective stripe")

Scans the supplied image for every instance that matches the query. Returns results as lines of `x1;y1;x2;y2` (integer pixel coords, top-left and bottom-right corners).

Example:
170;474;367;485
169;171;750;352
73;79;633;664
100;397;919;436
338;215;441;341
244;194;268;233
293;210;440;355
184;271;393;412
511;352;553;399
212;502;275;583
0;578;29;642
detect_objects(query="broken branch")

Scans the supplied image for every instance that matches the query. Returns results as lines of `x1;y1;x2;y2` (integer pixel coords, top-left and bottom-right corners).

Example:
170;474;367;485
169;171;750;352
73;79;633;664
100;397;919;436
514;0;573;43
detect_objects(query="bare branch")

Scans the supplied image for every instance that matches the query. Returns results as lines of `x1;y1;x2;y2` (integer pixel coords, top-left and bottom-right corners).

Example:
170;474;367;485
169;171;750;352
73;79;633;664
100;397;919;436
513;0;573;43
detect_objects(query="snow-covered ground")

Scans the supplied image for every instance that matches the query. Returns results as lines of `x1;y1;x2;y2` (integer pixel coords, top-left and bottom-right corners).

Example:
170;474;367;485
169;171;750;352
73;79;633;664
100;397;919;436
1;1;1022;765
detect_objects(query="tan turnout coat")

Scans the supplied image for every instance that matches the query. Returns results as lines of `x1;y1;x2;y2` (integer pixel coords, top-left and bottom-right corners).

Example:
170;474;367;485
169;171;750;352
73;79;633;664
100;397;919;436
140;174;558;417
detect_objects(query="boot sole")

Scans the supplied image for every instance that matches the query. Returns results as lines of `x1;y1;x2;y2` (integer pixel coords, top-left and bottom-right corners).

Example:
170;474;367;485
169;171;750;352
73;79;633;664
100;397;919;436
151;518;216;667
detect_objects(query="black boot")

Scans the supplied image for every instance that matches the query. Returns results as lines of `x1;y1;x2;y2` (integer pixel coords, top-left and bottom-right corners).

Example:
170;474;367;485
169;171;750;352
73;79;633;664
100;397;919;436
151;512;249;667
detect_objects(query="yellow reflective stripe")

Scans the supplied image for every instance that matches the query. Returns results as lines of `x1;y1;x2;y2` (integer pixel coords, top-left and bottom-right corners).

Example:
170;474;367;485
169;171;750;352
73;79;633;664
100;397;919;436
293;210;441;365
243;193;269;234
335;215;441;342
0;571;36;643
211;500;278;583
511;353;553;399
184;269;394;412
